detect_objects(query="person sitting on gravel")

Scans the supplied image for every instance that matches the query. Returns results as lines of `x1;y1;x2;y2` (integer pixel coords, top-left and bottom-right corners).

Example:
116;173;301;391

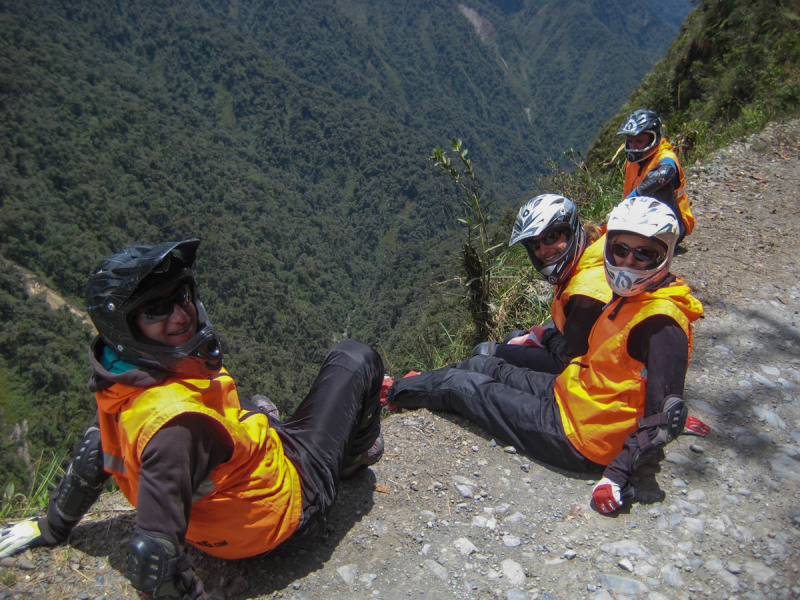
0;239;384;600
618;109;695;240
384;197;709;514
473;193;611;374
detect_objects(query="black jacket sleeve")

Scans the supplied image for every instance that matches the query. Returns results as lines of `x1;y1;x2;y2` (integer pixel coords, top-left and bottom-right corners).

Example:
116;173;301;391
603;315;689;486
136;414;233;599
546;294;607;364
494;294;606;374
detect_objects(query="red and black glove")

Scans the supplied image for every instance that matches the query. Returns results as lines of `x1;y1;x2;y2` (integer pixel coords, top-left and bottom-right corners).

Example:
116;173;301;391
683;415;711;436
592;478;634;514
507;324;547;347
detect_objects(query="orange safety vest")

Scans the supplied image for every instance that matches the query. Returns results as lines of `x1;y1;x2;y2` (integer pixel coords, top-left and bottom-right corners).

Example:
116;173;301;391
550;233;612;331
623;139;695;235
554;277;703;465
95;368;302;559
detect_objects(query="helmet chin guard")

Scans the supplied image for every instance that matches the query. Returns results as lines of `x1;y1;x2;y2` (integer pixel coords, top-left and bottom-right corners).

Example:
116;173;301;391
604;197;679;297
87;239;223;376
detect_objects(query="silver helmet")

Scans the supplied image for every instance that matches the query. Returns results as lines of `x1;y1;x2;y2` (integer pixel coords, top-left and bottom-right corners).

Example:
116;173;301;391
509;194;586;285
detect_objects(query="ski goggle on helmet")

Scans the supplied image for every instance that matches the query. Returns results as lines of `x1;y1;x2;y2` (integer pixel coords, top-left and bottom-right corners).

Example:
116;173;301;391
604;196;679;297
509;194;586;285
617;109;663;163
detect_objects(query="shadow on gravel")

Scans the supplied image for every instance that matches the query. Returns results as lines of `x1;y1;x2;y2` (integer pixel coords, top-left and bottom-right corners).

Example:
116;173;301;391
69;471;379;599
686;293;800;466
416;411;669;516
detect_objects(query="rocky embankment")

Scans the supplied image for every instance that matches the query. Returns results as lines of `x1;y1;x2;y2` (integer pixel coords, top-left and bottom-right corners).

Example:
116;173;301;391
2;120;799;600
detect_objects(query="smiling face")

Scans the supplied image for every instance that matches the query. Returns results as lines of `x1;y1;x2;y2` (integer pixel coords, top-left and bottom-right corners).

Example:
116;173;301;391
524;226;570;263
134;283;198;347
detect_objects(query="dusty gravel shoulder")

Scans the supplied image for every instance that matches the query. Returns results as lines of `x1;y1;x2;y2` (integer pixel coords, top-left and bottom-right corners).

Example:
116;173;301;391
2;120;799;600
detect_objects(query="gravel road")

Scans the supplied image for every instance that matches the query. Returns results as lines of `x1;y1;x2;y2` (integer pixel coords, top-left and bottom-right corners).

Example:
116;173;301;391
2;120;799;600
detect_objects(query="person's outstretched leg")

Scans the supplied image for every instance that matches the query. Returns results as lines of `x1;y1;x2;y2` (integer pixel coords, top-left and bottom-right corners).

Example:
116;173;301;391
387;355;596;472
274;340;383;536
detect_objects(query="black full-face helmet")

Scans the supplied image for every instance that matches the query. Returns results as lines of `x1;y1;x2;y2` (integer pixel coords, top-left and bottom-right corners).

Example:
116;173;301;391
86;239;222;376
617;109;663;163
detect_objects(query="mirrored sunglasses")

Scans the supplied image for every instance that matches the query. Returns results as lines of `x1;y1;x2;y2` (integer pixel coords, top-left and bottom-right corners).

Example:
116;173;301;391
138;284;193;324
610;242;663;264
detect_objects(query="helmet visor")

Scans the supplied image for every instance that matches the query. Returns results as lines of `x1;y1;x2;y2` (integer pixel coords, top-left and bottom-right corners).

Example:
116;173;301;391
608;241;664;268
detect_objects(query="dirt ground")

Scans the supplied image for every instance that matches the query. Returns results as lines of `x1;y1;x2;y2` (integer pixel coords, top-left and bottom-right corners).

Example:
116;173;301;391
1;119;799;600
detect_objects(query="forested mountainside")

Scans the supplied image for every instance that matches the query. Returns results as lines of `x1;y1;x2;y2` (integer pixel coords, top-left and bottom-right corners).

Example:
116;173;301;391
0;0;689;489
588;0;800;165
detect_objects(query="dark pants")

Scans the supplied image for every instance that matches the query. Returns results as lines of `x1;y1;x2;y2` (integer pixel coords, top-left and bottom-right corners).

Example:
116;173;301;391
273;340;383;537
389;355;602;473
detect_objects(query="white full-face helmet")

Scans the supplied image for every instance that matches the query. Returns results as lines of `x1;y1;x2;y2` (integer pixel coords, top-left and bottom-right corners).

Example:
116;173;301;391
604;196;679;296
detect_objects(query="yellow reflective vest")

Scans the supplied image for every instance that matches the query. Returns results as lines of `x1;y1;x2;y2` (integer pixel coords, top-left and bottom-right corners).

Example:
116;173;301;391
95;368;302;559
554;277;703;465
550;233;612;331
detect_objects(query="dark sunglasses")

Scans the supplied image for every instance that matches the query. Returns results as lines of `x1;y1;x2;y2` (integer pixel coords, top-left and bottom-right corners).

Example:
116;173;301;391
138;284;193;324
525;227;570;251
610;242;663;264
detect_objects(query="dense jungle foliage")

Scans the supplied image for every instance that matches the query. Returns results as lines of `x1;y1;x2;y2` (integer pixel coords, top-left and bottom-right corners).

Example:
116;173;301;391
588;0;800;168
0;0;690;492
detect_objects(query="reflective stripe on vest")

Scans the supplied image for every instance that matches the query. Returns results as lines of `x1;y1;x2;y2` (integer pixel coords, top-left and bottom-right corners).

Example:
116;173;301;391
103;453;126;474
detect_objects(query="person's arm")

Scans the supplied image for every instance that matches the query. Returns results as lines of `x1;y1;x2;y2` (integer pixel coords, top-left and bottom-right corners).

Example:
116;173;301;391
544;295;606;366
602;315;688;487
493;343;563;374
128;414;232;600
493;295;605;374
628;159;679;199
0;414;110;558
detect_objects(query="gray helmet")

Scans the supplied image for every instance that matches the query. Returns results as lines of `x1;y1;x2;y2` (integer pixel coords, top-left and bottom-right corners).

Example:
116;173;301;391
617;109;663;163
509;194;586;285
86;239;222;376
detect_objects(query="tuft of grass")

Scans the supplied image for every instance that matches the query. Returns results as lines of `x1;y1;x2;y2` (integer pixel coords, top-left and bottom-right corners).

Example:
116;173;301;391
0;437;72;521
535;148;624;224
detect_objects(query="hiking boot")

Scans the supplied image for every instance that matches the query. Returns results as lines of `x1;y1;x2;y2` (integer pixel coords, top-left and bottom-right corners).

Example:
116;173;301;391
341;433;384;479
250;394;280;421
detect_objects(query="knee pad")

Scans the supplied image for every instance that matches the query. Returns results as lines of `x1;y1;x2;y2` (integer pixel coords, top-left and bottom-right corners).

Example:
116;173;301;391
54;427;109;522
128;531;192;598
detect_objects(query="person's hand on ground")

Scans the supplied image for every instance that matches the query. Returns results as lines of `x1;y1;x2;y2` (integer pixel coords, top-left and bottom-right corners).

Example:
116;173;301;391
592;478;624;514
0;520;47;557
